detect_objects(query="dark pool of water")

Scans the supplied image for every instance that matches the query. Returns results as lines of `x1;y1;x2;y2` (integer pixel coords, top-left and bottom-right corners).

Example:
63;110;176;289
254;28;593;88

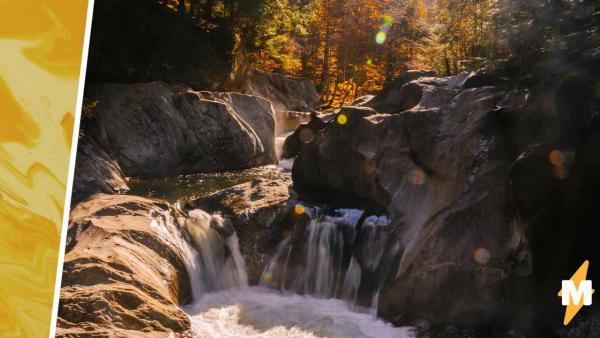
127;165;288;203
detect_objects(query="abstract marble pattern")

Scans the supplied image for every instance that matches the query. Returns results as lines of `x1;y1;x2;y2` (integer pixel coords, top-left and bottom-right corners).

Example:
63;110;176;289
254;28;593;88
0;1;88;336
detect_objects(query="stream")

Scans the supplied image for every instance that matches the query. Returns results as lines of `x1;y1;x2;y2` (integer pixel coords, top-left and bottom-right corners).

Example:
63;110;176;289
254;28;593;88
128;133;295;203
136;133;415;337
127;165;286;203
172;206;414;338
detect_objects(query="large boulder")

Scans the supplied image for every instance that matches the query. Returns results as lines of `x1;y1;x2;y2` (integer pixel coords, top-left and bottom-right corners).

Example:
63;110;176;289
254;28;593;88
199;91;277;163
83;82;277;178
71;132;129;204
243;70;320;134
292;74;533;327
185;170;294;284
363;70;437;113
291;69;600;335
56;194;194;337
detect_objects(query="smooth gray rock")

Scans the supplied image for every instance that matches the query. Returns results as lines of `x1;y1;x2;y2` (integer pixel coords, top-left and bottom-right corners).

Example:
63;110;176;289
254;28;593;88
84;82;277;178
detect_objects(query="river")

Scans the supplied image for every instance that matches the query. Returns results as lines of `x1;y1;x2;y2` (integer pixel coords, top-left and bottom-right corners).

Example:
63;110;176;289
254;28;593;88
133;131;415;338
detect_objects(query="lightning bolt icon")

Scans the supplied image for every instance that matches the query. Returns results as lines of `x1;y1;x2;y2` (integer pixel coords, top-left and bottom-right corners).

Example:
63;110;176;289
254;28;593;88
558;260;595;325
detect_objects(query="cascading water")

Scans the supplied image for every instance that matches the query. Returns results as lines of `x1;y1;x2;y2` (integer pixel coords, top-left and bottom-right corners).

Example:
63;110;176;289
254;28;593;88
183;209;248;293
342;257;361;303
259;207;400;313
275;131;295;170
150;207;249;300
164;205;412;337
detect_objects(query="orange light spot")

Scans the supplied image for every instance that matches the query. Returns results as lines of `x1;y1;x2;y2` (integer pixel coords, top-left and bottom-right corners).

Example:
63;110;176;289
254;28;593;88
409;169;425;185
549;150;565;166
474;248;491;264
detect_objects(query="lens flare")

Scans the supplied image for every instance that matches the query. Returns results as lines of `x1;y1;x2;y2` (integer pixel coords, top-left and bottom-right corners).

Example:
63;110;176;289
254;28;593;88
294;204;305;215
262;271;273;281
383;15;394;27
549;149;574;180
549;150;565;166
299;128;315;143
337;114;348;125
474;248;491;264
409;169;425;185
375;31;387;44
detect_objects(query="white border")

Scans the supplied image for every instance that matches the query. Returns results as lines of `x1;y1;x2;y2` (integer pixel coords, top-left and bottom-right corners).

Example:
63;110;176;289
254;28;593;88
48;0;95;336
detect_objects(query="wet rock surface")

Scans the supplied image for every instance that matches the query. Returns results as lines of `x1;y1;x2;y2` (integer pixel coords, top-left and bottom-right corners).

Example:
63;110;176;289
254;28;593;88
186;170;294;284
57;194;194;337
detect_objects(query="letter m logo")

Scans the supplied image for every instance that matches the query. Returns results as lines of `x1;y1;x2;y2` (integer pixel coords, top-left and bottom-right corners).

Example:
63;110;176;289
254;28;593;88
561;280;593;306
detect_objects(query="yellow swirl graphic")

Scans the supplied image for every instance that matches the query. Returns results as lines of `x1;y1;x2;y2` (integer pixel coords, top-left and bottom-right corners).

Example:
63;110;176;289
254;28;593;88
0;1;88;336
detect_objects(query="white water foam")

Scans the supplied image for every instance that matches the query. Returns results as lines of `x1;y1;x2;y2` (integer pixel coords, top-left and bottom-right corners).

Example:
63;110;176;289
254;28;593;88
180;209;248;299
186;287;415;338
172;207;412;337
275;132;295;170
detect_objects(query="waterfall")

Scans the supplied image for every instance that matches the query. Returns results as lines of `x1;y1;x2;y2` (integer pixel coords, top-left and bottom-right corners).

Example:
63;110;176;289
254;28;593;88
259;206;394;310
149;208;205;300
184;209;248;294
275;131;294;170
150;208;247;303
161;204;414;337
301;219;345;297
342;257;361;303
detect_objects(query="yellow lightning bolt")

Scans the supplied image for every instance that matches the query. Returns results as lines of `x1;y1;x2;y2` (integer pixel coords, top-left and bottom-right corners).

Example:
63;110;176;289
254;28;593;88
558;260;595;325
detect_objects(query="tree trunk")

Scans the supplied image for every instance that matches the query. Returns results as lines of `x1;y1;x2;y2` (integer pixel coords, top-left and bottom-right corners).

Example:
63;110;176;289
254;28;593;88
320;22;331;94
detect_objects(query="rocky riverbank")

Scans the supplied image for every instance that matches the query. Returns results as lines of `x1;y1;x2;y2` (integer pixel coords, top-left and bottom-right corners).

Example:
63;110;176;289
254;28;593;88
59;68;600;337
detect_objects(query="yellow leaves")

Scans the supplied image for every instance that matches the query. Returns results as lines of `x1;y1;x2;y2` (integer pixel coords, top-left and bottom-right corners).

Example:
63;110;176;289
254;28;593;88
416;0;428;20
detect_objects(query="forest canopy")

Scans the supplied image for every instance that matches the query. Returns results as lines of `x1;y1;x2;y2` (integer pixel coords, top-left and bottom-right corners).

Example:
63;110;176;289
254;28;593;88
159;0;600;108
